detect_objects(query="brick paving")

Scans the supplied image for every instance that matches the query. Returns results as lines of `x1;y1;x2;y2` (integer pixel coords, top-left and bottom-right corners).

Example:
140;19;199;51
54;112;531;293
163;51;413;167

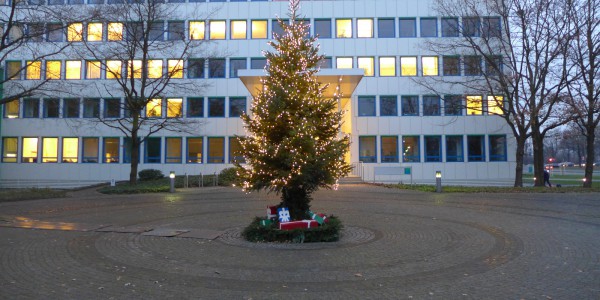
0;185;599;299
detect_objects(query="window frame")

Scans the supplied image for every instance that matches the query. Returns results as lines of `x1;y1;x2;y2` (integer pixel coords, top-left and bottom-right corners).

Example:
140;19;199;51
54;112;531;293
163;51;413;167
489;135;507;161
379;95;398;117
467;135;486;162
380;136;399;163
401;95;419;116
424;135;442;162
82;137;99;163
207;136;225;164
61;137;79;163
165;137;182;164
2;137;18;163
103;137;120;163
445;135;464;162
186;137;203;163
358;96;376;117
420;17;438;37
402;136;421;163
358;136;377;163
144;137;162;164
335;18;352;38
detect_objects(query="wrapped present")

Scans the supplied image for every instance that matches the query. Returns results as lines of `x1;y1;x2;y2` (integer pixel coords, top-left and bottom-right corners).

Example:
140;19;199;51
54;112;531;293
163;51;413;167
267;206;278;219
309;211;328;225
278;207;291;223
260;219;273;227
279;220;319;230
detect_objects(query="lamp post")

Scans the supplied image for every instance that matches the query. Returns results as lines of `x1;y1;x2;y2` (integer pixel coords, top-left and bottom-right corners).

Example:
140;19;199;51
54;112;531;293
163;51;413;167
435;171;442;193
169;171;175;193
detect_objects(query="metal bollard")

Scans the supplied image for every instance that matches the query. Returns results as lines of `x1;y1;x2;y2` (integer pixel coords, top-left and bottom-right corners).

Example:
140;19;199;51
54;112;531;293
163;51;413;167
184;173;188;188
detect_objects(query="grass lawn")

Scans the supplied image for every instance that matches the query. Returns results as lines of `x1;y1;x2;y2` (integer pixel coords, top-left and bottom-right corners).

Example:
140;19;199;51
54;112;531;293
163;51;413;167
0;188;68;202
98;174;231;194
522;174;600;188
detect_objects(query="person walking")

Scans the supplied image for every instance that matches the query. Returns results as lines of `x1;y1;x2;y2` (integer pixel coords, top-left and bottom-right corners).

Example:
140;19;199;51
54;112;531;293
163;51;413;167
544;170;552;187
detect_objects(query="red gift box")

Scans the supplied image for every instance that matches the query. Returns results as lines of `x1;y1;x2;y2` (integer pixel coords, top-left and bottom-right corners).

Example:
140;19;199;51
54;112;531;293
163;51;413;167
267;206;278;219
279;220;319;230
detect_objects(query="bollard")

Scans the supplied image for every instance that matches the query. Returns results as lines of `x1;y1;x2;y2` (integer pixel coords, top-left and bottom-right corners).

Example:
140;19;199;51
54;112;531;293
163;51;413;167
200;173;204;187
435;171;442;193
184;173;188;188
110;179;115;187
169;171;175;193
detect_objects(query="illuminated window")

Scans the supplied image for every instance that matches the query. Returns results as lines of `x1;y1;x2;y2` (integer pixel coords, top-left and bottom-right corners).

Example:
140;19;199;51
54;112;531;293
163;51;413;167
62;137;78;163
379;57;396;76
65;60;82;79
420;18;437;37
336;19;352;38
82;137;99;163
189;21;205;40
381;136;399;163
87;23;103;41
424;136;442;162
25;61;41;80
166;137;182;163
467;135;485;162
359;136;376;163
231;20;247;39
145;137;161;163
147;60;163;78
314;19;331;38
146;98;162;118
63;98;80;118
104;98;120;118
251;20;267;39
83;98;100;118
3;100;19;118
400;57;417;76
187;97;204;117
106;60;122;79
6;61;21;80
489;135;507;161
401;96;419;116
168;59;183;78
446;135;464;162
487;95;504;115
2;137;18;163
402;136;420;162
229;97;246;117
22;137;38;163
44;61;61;80
107;22;123;41
422;56;439;76
466;95;483;115
207;137;224;163
127;60;142;79
187;137;203;163
228;137;244;163
43;98;59;118
357;57;374;77
85;60;101;79
443;56;460;76
42;137;58;163
67;23;83;41
357;19;373;38
209;20;226;40
103;138;119;163
336;57;353;69
167;98;183;117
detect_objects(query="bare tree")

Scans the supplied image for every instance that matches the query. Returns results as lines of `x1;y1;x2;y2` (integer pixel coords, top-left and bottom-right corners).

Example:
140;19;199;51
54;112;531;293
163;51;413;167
420;0;574;186
565;0;600;187
71;2;216;184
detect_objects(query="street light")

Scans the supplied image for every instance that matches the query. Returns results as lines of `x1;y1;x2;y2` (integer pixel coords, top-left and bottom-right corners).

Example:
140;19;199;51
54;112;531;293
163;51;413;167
435;171;442;193
169;171;175;193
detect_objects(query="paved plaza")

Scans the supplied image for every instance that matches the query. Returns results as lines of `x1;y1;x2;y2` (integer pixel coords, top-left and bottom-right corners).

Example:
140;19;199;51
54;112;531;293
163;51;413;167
0;184;599;299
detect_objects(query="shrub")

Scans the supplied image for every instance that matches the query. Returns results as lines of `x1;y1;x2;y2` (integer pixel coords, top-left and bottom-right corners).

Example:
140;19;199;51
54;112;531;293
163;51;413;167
242;215;342;243
138;169;164;181
219;167;240;186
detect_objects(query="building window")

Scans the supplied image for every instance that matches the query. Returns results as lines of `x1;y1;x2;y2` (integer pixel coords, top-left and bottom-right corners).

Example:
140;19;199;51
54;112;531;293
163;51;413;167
103;137;119;163
187;97;204;117
446;135;464;162
187;137;203;163
167;98;183;118
482;17;501;38
230;58;246;78
464;56;482;76
319;57;332;69
485;55;503;76
82;137;99;163
489;135;507;161
145;137;161;163
423;96;440;116
127;60;142;79
83;98;100;118
3;100;19;118
106;60;122;79
401;96;419;116
402;136;420;162
148;21;164;41
87;23;103;41
43;98;59;118
189;21;205;40
466;95;483;115
231;20;247;39
6;61;22;80
229;137;245;164
2;137;18;163
420;18;437;37
336;57;353;69
250;58;267;69
399;18;416;37
487;95;504;115
272;19;285;38
359;136;376;163
65;60;81;79
104;98;120;118
23;98;40;118
357;57;374;77
146;98;162;118
251;20;267;39
165;137;182;163
22;137;39;163
107;22;123;41
229;97;246;117
441;17;459;37
207;137;224;163
47;23;63;42
168;59;183;78
379;57;396;76
381;136;399;163
467;135;485;162
208;97;225;117
62;137;78;163
63;98;80;118
188;59;205;78
357;18;373;38
67;22;83;41
45;61;61;79
27;23;44;42
400;57;417;76
125;22;143;41
25;61;41;80
336;19;352;38
378;18;395;38
85;60;101;79
380;96;397;116
422;56;438;76
167;21;184;41
358;96;376;116
123;137;137;164
147;60;163;79
443;56;460;76
208;58;225;78
424;136;441;162
444;95;462;116
209;20;226;40
463;17;480;37
314;19;331;38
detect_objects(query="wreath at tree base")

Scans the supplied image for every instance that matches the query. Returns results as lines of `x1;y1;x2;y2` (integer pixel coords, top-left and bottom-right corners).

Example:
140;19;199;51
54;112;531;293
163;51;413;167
242;215;342;243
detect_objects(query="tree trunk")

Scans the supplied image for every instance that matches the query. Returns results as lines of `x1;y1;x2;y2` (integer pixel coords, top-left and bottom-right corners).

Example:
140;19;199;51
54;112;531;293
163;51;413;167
583;127;595;188
532;130;546;187
514;136;526;187
130;140;140;185
281;187;311;221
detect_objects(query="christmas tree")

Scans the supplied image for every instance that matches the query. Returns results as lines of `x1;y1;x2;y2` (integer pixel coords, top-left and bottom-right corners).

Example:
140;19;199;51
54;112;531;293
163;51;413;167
238;0;351;221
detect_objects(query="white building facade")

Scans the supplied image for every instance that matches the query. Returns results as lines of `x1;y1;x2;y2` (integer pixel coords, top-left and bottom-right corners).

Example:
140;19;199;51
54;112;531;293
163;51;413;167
0;0;516;187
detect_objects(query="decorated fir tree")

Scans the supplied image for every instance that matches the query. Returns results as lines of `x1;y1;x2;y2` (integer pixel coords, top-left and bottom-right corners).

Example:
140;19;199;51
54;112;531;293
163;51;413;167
238;0;351;221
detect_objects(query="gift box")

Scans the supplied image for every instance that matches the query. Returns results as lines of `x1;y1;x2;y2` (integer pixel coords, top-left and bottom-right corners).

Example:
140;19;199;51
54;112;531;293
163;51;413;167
260;219;273;227
267;206;278;219
309;211;328;225
279;220;319;230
